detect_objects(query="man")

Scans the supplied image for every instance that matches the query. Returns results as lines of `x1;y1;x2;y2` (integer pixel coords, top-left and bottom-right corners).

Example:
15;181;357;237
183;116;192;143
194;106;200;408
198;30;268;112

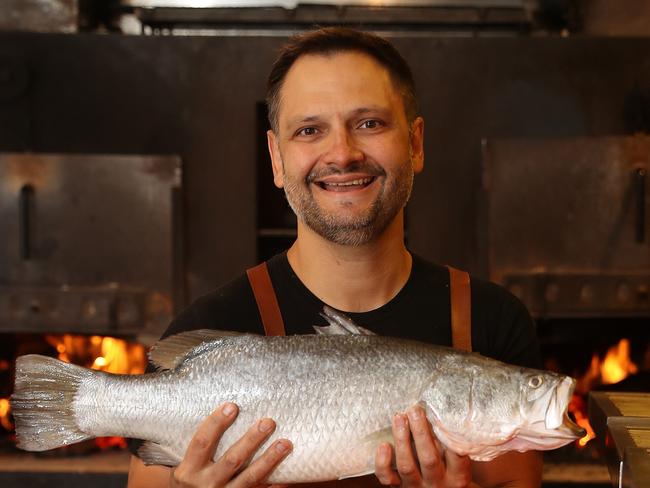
128;27;543;488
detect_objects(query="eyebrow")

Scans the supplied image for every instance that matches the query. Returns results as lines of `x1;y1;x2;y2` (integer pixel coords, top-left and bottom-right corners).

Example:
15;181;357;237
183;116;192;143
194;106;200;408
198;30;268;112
287;115;321;126
349;106;391;117
286;106;392;127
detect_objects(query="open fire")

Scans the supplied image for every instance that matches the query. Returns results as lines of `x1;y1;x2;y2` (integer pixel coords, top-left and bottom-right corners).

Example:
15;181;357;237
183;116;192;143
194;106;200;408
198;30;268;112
1;334;147;451
568;338;640;449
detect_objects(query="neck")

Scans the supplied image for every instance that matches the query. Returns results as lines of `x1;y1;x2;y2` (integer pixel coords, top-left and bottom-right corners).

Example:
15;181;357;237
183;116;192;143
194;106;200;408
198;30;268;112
286;212;412;312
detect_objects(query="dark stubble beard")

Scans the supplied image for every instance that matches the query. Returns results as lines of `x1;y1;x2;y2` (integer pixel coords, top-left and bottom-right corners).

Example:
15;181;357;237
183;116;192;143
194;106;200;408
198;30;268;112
282;158;415;246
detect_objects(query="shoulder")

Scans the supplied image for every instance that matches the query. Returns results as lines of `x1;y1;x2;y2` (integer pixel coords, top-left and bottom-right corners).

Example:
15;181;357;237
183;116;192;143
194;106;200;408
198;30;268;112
161;271;264;339
410;255;529;323
470;273;530;324
411;255;541;369
469;274;542;369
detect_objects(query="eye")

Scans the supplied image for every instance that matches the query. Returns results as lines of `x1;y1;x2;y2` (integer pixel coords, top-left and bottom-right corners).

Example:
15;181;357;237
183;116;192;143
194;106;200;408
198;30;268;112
358;119;382;130
296;127;319;137
528;376;543;389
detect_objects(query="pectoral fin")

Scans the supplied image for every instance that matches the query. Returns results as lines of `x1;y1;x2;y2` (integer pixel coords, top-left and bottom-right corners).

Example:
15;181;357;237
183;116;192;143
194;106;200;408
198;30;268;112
338;468;376;480
360;426;394;446
138;441;182;467
337;427;394;480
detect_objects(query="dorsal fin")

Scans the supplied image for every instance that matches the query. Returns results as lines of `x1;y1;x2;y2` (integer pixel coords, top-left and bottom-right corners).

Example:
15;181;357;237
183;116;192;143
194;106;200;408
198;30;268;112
148;329;242;370
313;305;376;336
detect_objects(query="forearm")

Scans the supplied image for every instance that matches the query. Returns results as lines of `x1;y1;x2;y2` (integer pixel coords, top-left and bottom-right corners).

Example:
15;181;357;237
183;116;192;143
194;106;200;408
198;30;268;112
127;455;171;488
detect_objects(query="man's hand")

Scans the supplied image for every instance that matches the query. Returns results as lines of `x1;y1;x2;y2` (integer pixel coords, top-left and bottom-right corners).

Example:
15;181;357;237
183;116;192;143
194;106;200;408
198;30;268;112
374;405;472;488
170;402;292;488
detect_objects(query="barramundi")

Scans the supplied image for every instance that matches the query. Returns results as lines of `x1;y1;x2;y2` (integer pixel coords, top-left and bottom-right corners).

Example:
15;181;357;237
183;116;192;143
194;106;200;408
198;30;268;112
11;307;584;483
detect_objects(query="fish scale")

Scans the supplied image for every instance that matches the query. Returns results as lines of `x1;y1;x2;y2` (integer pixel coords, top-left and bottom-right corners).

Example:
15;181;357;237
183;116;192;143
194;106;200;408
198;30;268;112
12;329;585;484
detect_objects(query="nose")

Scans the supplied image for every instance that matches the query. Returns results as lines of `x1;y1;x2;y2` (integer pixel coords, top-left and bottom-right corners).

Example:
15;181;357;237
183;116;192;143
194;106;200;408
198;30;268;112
323;127;364;167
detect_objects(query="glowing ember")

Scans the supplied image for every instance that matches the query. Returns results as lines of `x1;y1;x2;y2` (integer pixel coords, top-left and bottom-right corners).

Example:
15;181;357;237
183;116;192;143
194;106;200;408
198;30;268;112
95;436;128;450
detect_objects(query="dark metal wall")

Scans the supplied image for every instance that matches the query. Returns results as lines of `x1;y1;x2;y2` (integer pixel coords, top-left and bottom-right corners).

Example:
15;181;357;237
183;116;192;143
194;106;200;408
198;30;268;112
1;32;648;303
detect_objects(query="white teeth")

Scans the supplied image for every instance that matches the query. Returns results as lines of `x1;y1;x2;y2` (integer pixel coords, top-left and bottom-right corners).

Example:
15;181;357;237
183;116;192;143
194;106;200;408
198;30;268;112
322;177;373;187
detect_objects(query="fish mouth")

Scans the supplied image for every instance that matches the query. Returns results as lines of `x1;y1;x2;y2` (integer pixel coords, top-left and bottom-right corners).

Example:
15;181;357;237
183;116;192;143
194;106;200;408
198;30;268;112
558;411;587;439
544;376;586;439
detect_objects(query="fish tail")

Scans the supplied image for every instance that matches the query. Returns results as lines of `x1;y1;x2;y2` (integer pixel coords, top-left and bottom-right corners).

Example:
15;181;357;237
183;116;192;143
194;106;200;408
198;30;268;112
11;354;95;451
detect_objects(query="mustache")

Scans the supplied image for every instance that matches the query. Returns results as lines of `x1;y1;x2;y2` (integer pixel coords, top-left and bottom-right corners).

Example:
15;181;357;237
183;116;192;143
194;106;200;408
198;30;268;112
305;162;386;183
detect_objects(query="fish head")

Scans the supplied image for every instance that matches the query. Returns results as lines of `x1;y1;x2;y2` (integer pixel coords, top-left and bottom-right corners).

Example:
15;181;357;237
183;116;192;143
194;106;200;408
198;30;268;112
515;369;586;450
419;356;585;461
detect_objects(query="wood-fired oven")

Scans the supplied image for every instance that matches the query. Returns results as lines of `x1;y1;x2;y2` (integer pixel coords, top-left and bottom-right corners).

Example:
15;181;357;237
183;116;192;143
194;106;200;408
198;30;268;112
0;152;181;486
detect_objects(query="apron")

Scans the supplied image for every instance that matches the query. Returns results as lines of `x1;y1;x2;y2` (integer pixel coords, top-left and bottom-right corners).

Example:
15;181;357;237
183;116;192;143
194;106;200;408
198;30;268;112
245;262;472;488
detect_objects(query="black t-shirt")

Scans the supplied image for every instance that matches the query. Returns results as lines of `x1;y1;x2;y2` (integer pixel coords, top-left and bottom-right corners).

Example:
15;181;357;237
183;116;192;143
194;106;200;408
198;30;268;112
161;252;541;369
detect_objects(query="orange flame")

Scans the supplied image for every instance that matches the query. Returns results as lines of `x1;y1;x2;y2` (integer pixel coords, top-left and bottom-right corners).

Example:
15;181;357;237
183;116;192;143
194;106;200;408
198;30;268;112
601;339;638;385
45;334;146;375
0;398;13;431
568;395;596;447
1;358;12;432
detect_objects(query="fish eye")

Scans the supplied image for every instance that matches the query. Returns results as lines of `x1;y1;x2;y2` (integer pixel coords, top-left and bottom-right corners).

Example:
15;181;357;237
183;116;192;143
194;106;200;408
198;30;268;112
528;376;543;389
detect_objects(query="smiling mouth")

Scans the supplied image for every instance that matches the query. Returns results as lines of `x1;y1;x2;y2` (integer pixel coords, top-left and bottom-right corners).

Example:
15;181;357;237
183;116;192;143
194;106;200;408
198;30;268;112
315;176;376;192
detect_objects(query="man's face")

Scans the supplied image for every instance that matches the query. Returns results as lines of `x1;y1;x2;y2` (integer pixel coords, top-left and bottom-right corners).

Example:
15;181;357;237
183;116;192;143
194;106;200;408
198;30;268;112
267;51;424;246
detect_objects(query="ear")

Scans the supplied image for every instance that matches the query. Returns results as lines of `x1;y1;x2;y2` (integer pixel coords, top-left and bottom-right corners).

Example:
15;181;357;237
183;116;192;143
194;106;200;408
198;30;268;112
409;117;425;174
267;130;285;188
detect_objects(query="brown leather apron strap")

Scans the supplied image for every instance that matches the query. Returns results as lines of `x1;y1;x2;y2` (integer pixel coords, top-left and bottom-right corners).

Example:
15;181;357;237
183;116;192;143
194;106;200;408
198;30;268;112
246;262;286;336
447;265;472;352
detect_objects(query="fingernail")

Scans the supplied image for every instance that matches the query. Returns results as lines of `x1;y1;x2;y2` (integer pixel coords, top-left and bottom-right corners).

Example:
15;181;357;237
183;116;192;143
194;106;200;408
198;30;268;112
275;440;291;454
380;443;391;458
407;406;421;421
259;418;275;433
394;414;407;431
222;403;236;417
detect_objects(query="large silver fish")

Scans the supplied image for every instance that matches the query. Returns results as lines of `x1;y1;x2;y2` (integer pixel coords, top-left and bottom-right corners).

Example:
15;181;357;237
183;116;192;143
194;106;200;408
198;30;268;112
11;308;584;483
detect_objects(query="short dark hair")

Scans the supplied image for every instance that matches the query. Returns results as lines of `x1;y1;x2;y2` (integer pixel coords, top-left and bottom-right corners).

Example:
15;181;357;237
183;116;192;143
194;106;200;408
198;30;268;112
266;27;418;133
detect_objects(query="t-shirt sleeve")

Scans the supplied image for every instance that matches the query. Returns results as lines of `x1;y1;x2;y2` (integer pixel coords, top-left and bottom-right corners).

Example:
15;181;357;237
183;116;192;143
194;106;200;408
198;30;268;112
494;292;542;369
473;280;542;370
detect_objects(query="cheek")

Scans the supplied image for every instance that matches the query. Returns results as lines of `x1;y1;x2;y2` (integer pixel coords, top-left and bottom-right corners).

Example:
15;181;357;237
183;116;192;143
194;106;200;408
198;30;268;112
362;137;410;168
282;147;321;178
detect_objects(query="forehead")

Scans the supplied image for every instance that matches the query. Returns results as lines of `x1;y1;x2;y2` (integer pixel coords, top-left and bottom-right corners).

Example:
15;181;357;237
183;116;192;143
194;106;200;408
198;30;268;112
277;51;404;125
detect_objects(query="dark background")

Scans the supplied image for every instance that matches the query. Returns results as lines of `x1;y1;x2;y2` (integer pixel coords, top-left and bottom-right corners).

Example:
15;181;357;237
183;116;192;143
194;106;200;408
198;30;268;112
1;32;648;304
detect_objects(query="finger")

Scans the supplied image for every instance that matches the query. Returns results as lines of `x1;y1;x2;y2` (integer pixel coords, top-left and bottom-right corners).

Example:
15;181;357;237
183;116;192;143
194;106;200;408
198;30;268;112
182;402;239;472
229;439;293;488
443;449;472;488
374;442;401;486
211;417;278;485
392;413;422;487
406;405;445;485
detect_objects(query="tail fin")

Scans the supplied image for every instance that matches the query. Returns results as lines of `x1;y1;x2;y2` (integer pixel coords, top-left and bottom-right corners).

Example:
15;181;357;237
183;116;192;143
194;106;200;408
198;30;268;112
11;354;95;451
